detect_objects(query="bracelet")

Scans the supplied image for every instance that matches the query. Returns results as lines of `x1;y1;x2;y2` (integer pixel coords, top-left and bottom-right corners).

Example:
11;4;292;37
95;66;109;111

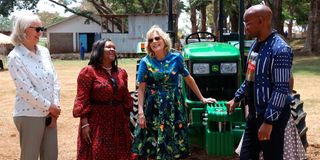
81;123;89;129
138;113;145;118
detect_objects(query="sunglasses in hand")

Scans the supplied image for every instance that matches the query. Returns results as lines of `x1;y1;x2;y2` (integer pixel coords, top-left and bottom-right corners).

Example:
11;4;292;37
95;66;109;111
110;77;118;91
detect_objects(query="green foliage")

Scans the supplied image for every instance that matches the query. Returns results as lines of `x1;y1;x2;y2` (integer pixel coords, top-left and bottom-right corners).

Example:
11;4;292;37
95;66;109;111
38;11;65;27
0;0;40;17
283;0;310;26
205;0;261;32
0;16;12;31
190;0;210;9
203;0;310;33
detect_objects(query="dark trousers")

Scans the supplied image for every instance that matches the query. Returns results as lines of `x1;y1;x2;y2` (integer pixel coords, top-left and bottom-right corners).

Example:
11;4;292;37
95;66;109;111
80;52;85;60
240;106;290;160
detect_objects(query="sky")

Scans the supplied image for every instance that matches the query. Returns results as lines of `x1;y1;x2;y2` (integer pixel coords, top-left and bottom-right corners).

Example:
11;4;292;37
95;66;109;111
12;0;79;17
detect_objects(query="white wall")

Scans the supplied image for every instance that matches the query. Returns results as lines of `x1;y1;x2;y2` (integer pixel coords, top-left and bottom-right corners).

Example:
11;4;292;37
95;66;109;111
47;14;168;53
102;15;168;53
47;15;101;33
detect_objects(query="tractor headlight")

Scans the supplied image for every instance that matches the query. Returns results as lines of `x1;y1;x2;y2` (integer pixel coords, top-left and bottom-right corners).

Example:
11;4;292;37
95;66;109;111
220;63;237;74
193;63;210;74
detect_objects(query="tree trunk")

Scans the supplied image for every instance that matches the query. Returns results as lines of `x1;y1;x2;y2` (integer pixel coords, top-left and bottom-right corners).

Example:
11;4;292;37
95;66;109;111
190;4;197;34
287;5;294;40
273;0;284;35
230;10;238;32
288;19;292;40
304;0;320;55
212;0;218;37
173;0;181;49
200;4;206;32
266;0;284;35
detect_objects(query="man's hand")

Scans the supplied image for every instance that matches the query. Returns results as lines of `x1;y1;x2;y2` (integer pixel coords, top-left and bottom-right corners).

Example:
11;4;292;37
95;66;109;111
258;123;273;141
226;99;239;115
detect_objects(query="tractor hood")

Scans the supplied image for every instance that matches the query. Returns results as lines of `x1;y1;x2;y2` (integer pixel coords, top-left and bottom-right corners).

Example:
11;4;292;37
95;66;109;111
182;42;240;61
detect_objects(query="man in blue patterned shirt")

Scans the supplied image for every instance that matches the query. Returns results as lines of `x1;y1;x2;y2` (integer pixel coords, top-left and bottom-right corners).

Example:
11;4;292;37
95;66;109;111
227;4;293;160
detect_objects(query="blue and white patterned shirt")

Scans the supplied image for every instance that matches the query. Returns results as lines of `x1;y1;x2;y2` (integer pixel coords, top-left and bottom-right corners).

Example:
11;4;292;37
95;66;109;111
234;32;293;124
8;44;60;117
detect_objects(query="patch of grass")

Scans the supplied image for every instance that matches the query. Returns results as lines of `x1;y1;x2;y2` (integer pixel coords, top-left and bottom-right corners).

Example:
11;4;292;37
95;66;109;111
289;38;305;50
293;56;320;76
52;58;139;91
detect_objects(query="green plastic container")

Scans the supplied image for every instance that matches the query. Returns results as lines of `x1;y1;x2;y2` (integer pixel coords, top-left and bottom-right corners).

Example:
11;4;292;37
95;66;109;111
205;130;234;156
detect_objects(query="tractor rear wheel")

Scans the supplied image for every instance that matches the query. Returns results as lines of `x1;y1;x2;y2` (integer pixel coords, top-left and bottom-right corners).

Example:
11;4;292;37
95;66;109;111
290;91;308;150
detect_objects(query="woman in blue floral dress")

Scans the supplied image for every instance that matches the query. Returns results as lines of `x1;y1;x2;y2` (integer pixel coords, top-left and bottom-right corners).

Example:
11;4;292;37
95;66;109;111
131;25;217;160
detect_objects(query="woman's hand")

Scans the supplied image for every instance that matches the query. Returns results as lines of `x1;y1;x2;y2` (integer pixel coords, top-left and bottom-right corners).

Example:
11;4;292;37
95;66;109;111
48;116;57;128
81;124;91;144
49;105;61;118
201;97;217;104
138;113;147;129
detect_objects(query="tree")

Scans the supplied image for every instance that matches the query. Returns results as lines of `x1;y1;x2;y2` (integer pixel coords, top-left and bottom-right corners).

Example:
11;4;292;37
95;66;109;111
0;16;13;31
189;2;197;34
188;0;211;34
0;0;40;17
0;0;184;45
304;0;320;55
265;0;284;35
46;0;183;32
38;11;64;27
282;0;310;39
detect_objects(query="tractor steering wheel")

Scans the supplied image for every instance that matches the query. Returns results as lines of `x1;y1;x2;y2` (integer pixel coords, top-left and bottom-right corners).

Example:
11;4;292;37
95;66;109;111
185;31;216;44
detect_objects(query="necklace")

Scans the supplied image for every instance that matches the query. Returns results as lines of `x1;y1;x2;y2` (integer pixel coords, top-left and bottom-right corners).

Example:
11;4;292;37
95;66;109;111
102;66;112;70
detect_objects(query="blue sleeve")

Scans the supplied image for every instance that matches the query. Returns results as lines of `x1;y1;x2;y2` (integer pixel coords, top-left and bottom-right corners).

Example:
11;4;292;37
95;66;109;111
177;53;189;77
264;46;293;124
137;57;148;83
234;81;246;102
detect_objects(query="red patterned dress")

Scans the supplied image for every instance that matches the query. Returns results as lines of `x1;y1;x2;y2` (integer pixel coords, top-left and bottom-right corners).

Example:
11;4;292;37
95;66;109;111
73;65;133;160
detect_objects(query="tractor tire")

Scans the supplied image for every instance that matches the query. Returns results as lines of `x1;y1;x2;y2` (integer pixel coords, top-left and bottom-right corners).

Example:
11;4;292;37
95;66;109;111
290;91;308;150
130;91;139;135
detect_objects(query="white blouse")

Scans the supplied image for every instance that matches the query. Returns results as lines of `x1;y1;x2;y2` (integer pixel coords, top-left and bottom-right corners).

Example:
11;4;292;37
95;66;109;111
7;44;60;117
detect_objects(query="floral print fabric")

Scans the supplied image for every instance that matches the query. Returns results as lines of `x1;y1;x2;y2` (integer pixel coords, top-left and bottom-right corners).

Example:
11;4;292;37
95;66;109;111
132;52;190;159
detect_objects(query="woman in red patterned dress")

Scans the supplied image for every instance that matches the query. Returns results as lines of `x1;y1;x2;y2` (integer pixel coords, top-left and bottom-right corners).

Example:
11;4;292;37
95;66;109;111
73;39;133;160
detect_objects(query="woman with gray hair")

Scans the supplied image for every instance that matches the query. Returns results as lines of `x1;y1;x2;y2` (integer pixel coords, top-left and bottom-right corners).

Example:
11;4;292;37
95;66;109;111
131;25;217;159
7;13;61;160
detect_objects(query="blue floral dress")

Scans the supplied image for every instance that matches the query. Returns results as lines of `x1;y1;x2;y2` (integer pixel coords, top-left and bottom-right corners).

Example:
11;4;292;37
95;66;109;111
132;52;190;159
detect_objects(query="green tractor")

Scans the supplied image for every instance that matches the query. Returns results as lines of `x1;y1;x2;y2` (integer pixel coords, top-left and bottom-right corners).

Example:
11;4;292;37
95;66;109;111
130;0;308;158
180;31;308;157
182;31;246;156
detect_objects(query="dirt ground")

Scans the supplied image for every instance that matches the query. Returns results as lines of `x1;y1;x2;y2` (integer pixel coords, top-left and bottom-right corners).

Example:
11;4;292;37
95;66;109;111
0;57;319;160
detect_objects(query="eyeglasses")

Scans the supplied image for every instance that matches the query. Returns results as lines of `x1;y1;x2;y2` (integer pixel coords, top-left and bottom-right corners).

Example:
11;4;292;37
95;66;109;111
29;26;46;33
110;77;118;91
148;36;161;43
